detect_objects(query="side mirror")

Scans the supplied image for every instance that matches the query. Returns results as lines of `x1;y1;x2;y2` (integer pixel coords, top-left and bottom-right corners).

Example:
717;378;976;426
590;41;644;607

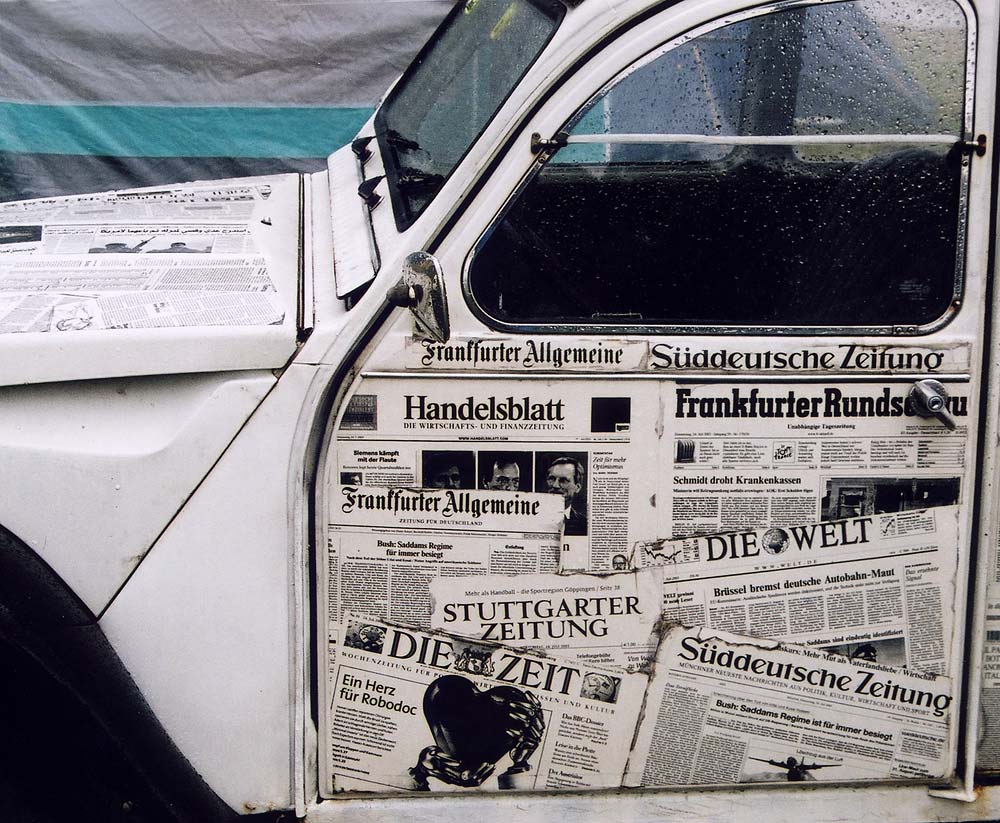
387;251;450;344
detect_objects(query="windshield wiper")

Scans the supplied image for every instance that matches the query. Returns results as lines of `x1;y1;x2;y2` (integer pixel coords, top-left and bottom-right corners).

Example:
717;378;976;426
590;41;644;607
397;168;444;192
385;129;421;152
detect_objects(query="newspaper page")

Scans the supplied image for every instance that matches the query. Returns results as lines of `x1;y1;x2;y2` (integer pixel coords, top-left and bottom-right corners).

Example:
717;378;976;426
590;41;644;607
333;375;660;572
0;179;289;332
0;181;272;226
429;569;663;671
324;615;646;795
324;486;564;633
980;623;1000;769
663;382;968;541
625;625;954;787
632;507;958;675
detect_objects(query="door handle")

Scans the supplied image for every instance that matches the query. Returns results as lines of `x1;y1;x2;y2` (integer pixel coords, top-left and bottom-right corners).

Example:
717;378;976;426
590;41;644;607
908;379;956;430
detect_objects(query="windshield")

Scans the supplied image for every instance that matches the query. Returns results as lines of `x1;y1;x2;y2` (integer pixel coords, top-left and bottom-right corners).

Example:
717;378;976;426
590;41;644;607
376;0;564;230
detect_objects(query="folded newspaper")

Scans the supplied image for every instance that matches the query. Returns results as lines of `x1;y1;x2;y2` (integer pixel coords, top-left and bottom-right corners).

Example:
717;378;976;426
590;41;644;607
626;625;953;787
323;615;647;795
631;507;959;675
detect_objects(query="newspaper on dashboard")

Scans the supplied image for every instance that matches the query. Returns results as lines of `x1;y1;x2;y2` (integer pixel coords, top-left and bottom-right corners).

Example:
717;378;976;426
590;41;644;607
323;485;564;641
630;506;959;675
429;569;663;671
0;179;290;332
625;625;954;787
323;614;646;795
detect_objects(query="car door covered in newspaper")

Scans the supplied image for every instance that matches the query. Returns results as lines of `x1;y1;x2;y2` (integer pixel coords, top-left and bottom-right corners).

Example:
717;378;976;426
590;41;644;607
316;0;994;797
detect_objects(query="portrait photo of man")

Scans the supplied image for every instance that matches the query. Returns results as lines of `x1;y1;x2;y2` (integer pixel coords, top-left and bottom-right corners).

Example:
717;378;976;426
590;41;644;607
536;452;588;537
421;450;474;490
478;451;532;492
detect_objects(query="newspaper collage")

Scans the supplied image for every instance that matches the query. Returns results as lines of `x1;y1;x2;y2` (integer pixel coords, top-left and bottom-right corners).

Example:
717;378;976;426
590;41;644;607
319;354;969;796
0;179;291;333
978;500;1000;768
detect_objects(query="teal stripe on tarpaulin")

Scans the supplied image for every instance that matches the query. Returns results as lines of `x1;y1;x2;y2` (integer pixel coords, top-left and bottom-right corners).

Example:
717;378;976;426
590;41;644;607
0;103;374;157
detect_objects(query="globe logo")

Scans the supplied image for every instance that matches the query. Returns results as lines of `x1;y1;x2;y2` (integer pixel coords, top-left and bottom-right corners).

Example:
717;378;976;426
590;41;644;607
761;528;790;555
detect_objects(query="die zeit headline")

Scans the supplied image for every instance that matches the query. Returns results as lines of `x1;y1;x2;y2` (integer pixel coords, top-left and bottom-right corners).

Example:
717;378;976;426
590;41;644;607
344;625;590;698
680;637;952;717
340;486;541;519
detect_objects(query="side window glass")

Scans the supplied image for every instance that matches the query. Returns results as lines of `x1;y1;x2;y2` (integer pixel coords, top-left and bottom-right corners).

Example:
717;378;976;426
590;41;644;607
468;0;968;329
554;26;749;165
795;3;965;142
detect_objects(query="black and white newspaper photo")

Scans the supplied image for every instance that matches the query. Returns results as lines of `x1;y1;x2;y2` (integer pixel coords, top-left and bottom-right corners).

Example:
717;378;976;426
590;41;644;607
626;625;954;788
323;615;647;796
429;569;663;670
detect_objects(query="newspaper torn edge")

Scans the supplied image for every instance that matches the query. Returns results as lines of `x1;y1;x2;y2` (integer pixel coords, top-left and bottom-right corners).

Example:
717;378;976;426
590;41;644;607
580;507;960;676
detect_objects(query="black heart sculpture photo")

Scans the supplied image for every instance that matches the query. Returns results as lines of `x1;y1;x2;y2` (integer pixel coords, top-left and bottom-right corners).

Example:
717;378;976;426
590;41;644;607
408;674;546;791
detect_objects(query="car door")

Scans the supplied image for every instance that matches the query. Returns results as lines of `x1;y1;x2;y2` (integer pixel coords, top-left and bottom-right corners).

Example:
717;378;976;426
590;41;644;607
316;0;996;798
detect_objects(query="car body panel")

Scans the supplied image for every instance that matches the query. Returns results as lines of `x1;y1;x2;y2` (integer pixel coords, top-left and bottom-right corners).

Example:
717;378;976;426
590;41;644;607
0;370;275;612
100;363;320;813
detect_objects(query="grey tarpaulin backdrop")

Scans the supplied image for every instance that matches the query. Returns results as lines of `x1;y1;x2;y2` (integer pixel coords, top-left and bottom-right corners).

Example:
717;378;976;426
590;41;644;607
0;0;453;200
